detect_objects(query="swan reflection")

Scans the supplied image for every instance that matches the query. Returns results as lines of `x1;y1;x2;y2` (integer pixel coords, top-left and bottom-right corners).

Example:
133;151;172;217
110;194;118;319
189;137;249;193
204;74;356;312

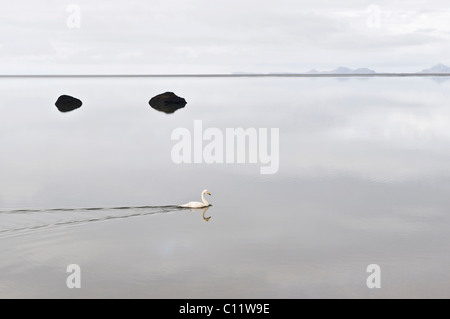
188;206;212;222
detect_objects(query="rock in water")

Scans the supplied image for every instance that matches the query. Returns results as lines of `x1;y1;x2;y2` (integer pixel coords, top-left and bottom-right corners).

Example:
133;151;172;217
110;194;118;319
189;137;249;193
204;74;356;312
55;95;83;113
149;92;187;114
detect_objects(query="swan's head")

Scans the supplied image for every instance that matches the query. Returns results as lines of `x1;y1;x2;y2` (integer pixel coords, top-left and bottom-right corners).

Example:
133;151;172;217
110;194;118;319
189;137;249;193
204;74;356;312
203;189;211;196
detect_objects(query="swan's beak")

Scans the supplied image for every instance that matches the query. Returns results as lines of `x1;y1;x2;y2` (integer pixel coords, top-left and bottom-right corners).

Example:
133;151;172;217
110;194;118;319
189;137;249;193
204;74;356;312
207;192;211;196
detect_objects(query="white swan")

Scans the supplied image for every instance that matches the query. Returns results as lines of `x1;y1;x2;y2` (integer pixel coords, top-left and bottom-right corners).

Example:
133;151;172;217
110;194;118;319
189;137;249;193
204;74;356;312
178;189;212;208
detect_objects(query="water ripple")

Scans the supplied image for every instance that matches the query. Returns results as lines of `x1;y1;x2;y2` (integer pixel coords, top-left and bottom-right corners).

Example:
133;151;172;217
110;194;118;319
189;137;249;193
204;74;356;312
0;205;182;236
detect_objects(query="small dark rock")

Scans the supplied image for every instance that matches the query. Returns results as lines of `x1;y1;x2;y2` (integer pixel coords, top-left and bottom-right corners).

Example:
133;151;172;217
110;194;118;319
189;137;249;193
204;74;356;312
149;92;187;114
55;95;83;113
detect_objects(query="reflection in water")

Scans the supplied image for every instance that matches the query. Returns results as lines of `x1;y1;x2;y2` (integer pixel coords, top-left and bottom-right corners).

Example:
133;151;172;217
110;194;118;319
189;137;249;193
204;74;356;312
202;207;211;222
4;77;450;298
201;206;212;222
180;205;211;222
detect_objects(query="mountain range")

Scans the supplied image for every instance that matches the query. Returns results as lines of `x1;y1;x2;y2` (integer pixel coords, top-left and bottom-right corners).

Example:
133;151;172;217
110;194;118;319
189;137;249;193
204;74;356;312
307;64;450;74
235;64;450;75
419;63;450;74
306;67;376;74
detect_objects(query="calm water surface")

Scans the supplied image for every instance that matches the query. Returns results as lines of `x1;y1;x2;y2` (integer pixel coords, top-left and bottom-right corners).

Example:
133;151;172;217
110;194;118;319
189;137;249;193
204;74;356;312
1;77;450;298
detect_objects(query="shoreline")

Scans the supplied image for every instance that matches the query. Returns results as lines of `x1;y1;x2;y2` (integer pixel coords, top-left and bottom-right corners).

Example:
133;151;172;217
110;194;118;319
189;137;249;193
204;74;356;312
1;73;450;78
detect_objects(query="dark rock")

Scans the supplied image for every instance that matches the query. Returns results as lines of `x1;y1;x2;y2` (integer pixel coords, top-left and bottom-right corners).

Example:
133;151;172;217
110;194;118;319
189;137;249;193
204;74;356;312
55;95;82;113
149;92;187;114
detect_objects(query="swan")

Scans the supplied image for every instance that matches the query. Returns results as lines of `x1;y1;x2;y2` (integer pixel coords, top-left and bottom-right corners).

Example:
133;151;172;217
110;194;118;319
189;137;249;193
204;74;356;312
178;189;212;208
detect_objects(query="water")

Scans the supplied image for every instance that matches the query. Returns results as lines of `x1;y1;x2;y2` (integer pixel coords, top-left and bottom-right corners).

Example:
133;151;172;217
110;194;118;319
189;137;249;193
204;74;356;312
1;76;450;298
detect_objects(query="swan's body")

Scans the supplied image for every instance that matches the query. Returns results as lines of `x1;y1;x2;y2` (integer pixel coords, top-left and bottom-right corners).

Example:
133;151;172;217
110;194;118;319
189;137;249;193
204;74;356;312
179;189;211;208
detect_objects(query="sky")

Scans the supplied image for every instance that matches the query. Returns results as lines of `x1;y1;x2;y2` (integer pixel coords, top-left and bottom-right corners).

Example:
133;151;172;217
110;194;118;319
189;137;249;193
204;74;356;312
0;0;449;74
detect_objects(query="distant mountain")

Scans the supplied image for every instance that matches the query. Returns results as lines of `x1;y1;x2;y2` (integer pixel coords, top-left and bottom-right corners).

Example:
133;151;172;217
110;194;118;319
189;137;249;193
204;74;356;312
306;67;376;74
352;68;377;74
306;69;320;74
232;64;450;75
420;63;450;74
331;66;353;74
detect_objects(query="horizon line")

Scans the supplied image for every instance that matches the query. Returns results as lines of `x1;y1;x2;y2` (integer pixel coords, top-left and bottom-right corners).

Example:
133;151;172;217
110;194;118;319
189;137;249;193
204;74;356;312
1;73;450;78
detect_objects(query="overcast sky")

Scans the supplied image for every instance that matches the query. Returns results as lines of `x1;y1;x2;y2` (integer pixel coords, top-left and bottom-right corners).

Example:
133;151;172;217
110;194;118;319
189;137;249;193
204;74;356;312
0;0;449;74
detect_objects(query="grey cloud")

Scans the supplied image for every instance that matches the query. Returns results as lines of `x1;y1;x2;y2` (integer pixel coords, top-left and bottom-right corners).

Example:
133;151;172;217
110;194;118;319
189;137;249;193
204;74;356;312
0;0;449;72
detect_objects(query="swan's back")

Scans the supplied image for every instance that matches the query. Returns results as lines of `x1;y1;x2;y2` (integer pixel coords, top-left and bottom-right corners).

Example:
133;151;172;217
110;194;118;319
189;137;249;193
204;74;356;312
179;201;208;208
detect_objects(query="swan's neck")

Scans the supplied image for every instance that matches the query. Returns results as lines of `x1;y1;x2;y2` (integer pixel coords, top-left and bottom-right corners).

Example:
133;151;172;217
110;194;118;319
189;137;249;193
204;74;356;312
201;192;209;206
